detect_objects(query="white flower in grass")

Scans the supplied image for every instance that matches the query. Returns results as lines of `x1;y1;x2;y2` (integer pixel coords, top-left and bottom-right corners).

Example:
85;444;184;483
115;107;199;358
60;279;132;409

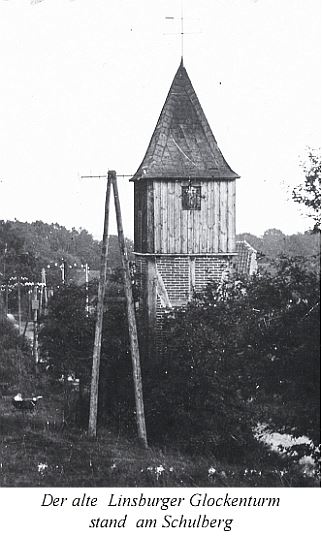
208;467;216;476
38;463;48;474
155;465;165;480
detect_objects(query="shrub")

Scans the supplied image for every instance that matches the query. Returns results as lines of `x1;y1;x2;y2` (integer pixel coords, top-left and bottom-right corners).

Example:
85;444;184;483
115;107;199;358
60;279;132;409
0;319;34;394
142;256;320;461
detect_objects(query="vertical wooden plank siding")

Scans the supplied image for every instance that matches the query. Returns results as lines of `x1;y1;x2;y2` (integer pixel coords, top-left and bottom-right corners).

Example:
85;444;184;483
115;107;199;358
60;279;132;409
207;181;215;253
192;206;197;253
141;183;147;252
214;181;220;253
181;182;188;253
153;181;162;253
160;181;167;253
227;180;236;252
169;181;175;253
205;182;211;251
187;204;193;254
200;183;208;252
174;181;181;252
141;178;234;255
219;181;228;252
135;182;143;252
146;182;154;252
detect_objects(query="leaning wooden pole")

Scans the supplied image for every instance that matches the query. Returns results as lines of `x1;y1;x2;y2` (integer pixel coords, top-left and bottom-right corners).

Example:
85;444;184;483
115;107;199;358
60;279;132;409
32;285;39;366
17;276;22;334
88;173;112;438
111;171;148;449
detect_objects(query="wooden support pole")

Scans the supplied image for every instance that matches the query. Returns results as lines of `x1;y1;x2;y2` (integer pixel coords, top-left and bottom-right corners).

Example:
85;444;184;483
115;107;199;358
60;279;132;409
88;173;112;438
85;263;89;314
42;268;48;315
5;283;8;315
32;285;39;365
0;291;4;322
111;171;148;449
23;289;31;337
17;276;22;334
39;275;44;316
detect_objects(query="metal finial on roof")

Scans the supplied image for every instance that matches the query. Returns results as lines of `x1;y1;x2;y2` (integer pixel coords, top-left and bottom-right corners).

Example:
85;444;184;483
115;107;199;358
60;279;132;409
180;0;184;62
164;2;201;64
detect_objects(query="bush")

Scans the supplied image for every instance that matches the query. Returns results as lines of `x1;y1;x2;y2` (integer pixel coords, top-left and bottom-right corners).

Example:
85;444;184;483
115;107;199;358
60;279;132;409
38;256;320;465
0;319;34;394
141;256;320;461
142;302;258;459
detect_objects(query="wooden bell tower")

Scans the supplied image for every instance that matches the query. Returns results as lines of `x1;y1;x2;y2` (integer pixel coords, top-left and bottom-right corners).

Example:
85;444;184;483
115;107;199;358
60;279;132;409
130;60;239;355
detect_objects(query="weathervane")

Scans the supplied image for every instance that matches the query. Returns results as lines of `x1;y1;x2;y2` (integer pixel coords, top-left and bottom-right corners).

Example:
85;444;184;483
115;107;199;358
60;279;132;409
164;0;200;62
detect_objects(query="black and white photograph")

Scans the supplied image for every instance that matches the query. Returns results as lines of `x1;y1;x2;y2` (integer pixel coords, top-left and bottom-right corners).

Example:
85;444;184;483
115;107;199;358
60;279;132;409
0;0;321;530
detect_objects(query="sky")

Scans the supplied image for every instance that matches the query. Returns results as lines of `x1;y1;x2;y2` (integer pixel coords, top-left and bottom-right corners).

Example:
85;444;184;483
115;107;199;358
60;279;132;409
0;0;321;240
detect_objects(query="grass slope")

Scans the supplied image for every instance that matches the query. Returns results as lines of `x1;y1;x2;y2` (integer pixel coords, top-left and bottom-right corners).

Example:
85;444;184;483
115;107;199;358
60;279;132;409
0;385;318;487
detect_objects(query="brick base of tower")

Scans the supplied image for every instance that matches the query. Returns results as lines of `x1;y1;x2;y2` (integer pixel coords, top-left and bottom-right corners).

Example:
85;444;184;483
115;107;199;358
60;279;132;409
135;253;236;359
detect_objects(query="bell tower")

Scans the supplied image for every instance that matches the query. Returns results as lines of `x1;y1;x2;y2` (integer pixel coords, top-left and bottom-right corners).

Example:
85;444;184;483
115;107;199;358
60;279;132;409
131;60;239;355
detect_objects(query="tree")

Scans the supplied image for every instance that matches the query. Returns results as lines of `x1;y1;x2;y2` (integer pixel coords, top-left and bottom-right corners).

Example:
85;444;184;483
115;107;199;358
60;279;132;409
40;284;95;423
292;148;321;233
142;256;320;461
39;276;131;428
262;229;286;258
0;318;34;394
0;221;37;281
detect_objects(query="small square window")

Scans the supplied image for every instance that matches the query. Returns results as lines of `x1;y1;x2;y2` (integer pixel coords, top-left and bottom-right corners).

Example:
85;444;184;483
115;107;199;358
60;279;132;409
182;185;201;210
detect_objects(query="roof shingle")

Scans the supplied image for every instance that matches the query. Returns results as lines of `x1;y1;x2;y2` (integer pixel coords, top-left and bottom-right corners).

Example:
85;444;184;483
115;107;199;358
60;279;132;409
132;60;239;181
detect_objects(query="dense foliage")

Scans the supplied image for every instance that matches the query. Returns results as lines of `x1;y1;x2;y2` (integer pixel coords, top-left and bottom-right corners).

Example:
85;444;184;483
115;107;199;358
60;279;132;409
38;255;320;467
142;256;320;460
292;149;321;233
0;219;133;285
39;277;132;425
0;318;34;395
237;229;320;270
40;284;95;382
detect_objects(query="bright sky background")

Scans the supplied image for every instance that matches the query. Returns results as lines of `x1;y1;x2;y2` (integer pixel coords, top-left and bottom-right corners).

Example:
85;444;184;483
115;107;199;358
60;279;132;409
0;0;321;240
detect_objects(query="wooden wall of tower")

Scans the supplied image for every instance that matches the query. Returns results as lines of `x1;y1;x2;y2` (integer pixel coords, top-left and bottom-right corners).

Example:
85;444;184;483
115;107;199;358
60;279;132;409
134;179;236;255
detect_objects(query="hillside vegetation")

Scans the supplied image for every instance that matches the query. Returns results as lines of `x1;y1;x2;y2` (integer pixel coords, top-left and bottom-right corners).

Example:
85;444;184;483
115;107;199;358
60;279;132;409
0;212;320;486
0;218;319;282
0;219;133;285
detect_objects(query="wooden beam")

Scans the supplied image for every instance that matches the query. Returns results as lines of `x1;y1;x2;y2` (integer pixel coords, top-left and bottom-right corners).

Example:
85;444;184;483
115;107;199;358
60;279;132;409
88;173;112;438
17;276;22;334
189;256;195;300
111;171;148;449
156;266;171;308
32;285;39;366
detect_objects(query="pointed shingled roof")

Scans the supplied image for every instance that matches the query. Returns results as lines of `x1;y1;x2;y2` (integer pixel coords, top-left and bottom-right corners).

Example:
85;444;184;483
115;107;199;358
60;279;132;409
132;60;239;181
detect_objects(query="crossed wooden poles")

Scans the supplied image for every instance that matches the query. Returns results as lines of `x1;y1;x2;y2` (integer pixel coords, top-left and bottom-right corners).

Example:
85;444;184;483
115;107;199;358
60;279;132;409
88;170;148;448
